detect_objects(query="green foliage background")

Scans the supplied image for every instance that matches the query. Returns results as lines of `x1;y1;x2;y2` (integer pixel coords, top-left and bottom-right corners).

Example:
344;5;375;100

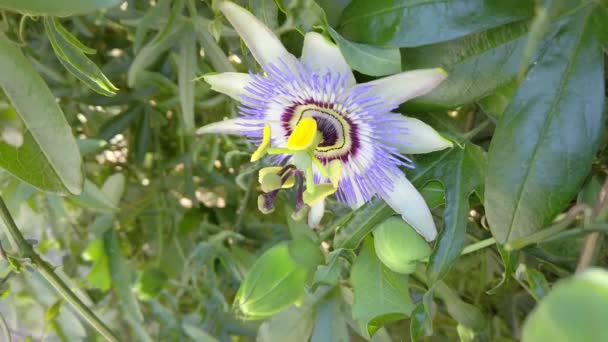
0;0;606;341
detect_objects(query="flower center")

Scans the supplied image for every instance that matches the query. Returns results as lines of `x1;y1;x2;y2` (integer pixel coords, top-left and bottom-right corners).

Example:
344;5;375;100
282;103;358;163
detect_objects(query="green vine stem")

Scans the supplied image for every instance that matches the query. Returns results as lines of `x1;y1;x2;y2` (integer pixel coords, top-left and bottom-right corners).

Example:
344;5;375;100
0;196;118;342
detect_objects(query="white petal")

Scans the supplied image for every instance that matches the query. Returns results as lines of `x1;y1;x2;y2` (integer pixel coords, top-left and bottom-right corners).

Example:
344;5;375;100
196;118;262;135
307;200;325;228
204;72;253;101
383;116;453;154
356;68;447;107
381;172;437;241
301;32;355;87
219;1;298;69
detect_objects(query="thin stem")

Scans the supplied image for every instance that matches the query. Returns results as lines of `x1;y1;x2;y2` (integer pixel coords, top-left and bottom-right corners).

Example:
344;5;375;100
461;237;496;256
0;197;118;342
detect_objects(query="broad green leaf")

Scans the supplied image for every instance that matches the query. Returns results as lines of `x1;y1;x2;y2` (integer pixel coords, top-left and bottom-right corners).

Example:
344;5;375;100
477;79;519;121
257;298;317;342
351;238;414;337
409;144;487;282
316;0;351;27
311;289;349;342
327;27;401;76
44;18;118;96
419;180;445;209
333;199;394;250
0;0;121;15
178;25;197;134
401;20;530;110
0;33;82;194
338;0;533;47
522;268;608;342
485;9;604;244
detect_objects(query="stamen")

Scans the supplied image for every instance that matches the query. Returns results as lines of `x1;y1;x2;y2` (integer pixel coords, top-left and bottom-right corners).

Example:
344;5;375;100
286;117;318;150
251;124;271;162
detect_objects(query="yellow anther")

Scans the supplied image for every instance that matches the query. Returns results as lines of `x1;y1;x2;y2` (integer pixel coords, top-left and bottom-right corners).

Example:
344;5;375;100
251;125;271;162
258;166;294;189
287;117;318;151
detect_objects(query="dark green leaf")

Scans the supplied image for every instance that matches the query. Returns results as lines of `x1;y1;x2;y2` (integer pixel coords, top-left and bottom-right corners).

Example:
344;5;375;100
0;0;121;15
410;144;487;282
327;27;401;76
402;20;530;110
485;9;604;244
351;238;414;337
311;289;349;342
338;0;533;47
333;199;394;250
0;33;83;194
477;79;519;121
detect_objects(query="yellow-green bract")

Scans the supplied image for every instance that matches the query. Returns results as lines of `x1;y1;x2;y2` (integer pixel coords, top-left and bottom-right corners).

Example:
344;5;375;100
373;216;431;274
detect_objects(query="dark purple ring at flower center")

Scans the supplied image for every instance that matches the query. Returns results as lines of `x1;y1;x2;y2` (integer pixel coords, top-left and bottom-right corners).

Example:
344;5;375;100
281;100;360;163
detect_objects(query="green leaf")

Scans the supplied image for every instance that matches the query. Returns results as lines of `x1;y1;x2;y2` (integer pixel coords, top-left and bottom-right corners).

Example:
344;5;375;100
0;33;83;194
419;180;445;210
477;79;519;121
333;199;394;250
44;18;118;96
275;0;325;33
257;298;317;342
522;268;608;341
104;229;153;342
128;1;186;87
338;0;533;47
515;264;550;301
82;238;111;291
313;249;350;288
327;26;401;76
0;0;121;15
134;267;168;300
402;20;531;110
485;9;604;244
235;243;309;319
249;0;279;29
409;144;487;282
351;238;414;337
178;25;197;134
69;180;117;212
311;289;349;342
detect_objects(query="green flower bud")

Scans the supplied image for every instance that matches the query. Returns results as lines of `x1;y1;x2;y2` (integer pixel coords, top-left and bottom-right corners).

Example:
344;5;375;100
234;242;309;320
373;216;431;274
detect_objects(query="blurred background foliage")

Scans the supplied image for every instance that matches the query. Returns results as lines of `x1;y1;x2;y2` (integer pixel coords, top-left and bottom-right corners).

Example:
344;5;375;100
0;0;606;341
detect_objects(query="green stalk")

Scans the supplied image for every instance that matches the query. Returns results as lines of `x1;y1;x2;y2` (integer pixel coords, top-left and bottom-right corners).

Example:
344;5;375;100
0;197;118;342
